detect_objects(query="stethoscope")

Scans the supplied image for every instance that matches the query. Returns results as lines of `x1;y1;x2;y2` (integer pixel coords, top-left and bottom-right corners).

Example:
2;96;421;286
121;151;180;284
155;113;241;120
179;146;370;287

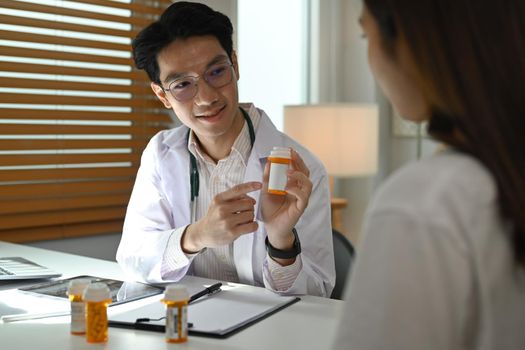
187;108;256;223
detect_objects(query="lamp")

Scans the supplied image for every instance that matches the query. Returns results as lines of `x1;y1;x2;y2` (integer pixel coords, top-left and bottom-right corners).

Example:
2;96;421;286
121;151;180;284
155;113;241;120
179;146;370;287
284;103;379;232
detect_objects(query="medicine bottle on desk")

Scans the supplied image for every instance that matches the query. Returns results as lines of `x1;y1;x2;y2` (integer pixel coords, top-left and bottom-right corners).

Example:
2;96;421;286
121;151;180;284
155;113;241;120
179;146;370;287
268;147;291;195
162;284;189;343
83;282;111;343
67;278;91;335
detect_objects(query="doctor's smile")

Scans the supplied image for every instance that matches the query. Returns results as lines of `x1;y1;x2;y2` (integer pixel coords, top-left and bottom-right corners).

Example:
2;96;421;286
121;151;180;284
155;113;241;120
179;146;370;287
195;105;227;122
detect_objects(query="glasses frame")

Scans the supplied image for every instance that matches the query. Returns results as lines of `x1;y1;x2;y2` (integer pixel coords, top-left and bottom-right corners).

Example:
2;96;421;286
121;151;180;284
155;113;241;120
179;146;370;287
160;62;235;102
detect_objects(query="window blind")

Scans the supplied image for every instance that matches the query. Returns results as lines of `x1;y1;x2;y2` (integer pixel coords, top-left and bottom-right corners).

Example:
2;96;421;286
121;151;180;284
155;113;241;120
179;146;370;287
0;0;173;242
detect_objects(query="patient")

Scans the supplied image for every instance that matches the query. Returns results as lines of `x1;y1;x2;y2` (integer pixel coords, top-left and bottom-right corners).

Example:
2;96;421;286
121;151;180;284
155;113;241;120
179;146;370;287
333;0;525;349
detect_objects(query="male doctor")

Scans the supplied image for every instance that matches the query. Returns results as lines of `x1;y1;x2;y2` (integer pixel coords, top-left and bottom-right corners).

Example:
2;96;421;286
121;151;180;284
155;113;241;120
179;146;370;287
116;2;335;297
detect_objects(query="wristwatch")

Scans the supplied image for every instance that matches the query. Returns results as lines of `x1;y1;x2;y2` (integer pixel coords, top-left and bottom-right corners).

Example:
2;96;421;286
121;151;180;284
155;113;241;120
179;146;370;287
265;228;301;259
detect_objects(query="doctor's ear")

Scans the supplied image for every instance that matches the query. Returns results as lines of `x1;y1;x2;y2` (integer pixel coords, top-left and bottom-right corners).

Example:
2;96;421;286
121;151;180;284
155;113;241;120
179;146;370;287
231;51;240;81
151;82;172;109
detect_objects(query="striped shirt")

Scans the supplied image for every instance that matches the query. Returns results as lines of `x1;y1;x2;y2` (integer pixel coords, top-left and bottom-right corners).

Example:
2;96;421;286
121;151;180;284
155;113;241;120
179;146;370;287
187;106;259;282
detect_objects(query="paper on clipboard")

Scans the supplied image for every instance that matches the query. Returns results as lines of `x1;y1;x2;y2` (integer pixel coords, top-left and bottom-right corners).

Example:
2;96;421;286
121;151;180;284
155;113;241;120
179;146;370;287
108;283;300;338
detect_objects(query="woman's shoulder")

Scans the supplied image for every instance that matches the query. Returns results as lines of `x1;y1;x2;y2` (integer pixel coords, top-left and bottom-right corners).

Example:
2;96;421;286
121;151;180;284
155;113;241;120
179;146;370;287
372;151;497;216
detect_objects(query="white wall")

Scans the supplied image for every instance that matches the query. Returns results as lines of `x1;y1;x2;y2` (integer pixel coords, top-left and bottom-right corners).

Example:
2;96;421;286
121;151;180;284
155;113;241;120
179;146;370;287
237;0;307;129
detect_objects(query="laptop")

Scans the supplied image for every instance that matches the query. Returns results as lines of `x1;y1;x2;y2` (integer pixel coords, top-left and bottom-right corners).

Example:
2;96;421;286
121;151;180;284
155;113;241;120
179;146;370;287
0;257;62;280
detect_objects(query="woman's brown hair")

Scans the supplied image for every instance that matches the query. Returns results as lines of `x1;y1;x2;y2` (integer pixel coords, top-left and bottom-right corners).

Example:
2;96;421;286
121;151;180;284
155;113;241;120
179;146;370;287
364;0;525;265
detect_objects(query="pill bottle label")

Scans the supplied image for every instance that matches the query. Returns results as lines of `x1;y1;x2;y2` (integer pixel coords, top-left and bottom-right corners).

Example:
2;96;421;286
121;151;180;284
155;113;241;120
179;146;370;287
268;162;289;192
70;301;85;334
166;305;188;342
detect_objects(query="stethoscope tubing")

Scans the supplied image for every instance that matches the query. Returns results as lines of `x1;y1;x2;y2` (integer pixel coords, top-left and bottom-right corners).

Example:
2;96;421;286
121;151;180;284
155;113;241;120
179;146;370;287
187;108;256;223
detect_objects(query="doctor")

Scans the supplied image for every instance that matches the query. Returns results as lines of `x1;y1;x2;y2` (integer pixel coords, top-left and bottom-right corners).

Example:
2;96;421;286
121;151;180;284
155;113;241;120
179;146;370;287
116;2;335;297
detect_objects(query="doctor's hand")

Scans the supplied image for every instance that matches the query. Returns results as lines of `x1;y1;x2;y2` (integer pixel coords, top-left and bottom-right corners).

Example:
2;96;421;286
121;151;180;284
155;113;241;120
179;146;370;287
181;181;262;253
261;148;312;259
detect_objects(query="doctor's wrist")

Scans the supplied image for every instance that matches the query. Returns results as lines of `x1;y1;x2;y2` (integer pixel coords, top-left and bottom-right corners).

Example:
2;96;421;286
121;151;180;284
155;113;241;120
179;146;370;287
266;229;296;251
265;228;301;266
181;224;204;254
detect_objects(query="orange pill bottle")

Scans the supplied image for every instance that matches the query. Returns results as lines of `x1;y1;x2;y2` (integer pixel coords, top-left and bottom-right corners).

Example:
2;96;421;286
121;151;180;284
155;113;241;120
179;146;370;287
83;282;111;343
162;284;189;343
268;147;291;195
67;278;91;335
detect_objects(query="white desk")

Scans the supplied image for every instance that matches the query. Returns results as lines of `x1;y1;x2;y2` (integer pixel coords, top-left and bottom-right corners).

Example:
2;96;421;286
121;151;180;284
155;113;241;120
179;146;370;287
0;241;342;350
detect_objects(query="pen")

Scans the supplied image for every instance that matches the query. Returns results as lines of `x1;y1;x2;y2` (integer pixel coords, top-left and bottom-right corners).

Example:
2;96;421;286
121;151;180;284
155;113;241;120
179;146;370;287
189;282;222;303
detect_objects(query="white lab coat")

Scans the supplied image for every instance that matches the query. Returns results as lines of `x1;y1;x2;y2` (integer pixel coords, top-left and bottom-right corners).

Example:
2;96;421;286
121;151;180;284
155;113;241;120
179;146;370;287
116;105;335;297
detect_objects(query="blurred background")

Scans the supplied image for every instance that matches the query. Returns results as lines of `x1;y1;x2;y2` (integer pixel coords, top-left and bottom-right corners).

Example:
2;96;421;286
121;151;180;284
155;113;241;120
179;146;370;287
0;0;437;260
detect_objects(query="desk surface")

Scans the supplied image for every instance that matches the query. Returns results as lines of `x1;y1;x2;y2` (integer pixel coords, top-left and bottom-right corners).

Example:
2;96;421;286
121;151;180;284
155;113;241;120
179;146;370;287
0;241;342;350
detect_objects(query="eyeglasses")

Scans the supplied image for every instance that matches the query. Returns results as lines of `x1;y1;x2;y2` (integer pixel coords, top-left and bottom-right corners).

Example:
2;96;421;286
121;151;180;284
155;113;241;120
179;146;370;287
161;62;235;102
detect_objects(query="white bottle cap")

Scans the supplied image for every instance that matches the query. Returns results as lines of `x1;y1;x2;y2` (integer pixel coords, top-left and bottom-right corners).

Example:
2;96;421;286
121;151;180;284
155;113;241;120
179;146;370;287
270;147;291;159
164;284;189;302
67;278;91;296
83;282;111;302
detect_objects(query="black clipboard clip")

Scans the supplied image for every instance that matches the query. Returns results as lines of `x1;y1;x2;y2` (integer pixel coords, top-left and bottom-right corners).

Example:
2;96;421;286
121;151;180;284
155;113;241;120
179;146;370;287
134;316;193;329
109;316;193;332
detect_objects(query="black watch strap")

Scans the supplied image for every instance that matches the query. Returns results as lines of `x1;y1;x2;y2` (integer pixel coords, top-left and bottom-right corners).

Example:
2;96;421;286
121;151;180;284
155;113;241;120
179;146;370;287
265;228;301;259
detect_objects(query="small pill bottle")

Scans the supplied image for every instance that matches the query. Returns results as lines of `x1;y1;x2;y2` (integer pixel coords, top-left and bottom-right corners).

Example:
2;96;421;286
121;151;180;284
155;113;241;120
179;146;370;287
268;147;291;195
83;282;111;343
162;284;189;343
67;278;91;335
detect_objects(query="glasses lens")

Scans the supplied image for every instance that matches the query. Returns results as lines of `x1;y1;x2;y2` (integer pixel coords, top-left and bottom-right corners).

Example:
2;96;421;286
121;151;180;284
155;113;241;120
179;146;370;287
166;63;232;102
204;63;233;88
168;78;197;101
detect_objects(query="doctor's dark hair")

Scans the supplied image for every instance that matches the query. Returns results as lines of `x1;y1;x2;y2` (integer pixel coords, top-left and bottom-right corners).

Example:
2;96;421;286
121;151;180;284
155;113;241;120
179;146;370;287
132;1;234;84
364;0;525;266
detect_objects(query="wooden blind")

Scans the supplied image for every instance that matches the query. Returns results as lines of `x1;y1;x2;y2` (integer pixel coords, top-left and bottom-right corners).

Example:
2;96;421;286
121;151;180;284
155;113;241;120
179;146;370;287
0;0;173;242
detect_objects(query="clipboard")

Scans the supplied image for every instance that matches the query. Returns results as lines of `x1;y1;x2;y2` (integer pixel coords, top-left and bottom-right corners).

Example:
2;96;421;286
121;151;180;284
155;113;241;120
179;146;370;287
108;284;300;338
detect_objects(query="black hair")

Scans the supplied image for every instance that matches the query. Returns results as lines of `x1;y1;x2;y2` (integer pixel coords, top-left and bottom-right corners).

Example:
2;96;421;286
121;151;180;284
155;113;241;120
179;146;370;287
132;1;234;84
